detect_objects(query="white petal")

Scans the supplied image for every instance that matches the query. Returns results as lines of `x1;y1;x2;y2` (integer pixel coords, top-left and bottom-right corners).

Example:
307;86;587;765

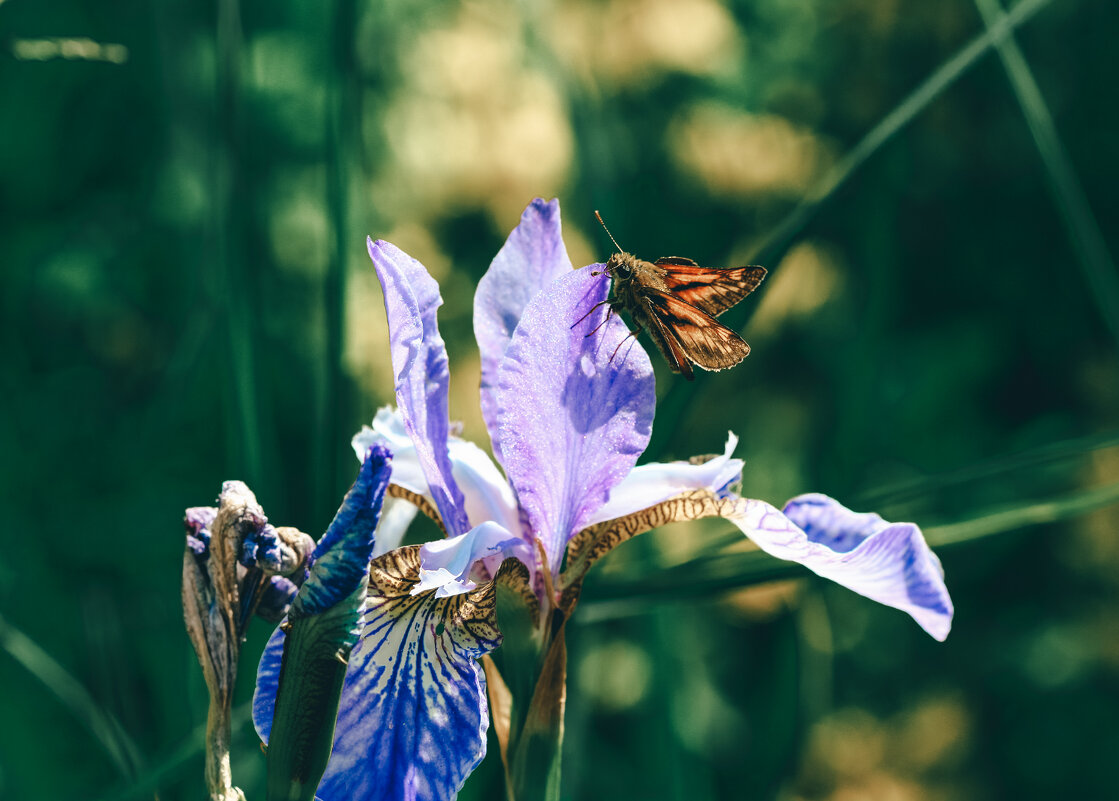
354;407;521;537
586;432;743;526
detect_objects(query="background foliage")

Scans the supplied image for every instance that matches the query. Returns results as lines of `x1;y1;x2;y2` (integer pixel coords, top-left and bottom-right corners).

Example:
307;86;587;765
3;0;1118;798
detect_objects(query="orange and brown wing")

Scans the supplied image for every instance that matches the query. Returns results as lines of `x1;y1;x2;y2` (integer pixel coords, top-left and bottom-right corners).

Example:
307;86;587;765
640;302;695;380
642;290;751;375
655;259;767;318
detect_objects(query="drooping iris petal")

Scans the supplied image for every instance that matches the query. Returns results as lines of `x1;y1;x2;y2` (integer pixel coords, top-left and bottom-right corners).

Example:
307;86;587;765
368;238;471;537
730;495;953;641
255;547;502;801
586;432;744;526
474;198;572;464
354;407;522;540
496;267;655;574
413;521;530;598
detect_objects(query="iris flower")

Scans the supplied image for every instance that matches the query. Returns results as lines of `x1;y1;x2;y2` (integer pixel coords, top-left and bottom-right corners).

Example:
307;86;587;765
253;199;953;801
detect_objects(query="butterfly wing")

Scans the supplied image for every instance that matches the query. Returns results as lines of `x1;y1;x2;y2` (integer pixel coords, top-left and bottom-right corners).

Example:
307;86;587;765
642;289;751;374
639;301;695;380
655;259;767;318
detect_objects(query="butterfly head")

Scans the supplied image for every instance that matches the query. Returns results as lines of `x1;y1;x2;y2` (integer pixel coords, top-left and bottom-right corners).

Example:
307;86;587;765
604;252;637;281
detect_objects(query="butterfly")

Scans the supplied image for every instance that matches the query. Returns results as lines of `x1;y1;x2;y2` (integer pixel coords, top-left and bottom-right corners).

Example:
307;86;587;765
583;212;767;380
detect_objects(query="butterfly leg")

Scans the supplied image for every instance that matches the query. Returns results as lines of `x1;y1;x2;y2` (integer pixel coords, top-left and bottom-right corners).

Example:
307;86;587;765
608;326;642;363
570;299;610;330
584;306;615;338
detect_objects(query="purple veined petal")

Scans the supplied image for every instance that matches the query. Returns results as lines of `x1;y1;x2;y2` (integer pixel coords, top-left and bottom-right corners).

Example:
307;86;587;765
585;432;744;527
255;548;502;801
413;521;530;598
354;407;522;541
368;238;471;537
783;493;907;553
728;495;954;641
496;266;656;575
474;198;573;465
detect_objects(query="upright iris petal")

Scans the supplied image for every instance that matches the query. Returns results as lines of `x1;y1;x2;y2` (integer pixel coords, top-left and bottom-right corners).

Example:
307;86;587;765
369;238;471;537
474;198;573;465
495;267;655;574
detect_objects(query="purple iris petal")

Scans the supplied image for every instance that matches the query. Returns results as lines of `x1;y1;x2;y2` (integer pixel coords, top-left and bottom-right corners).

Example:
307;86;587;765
495;267;656;574
474;198;572;464
732;494;953;641
254;553;501;801
368;238;471;537
295;444;392;616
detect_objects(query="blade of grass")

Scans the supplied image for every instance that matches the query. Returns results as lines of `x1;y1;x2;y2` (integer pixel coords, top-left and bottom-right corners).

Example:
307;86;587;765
577;477;1119;621
751;0;1055;269
647;0;1056;461
975;0;1119;353
857;426;1119;506
0;613;142;779
312;0;358;521
216;0;263;484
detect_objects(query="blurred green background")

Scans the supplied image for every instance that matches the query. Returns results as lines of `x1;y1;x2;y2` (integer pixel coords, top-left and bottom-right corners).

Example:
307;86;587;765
3;0;1119;798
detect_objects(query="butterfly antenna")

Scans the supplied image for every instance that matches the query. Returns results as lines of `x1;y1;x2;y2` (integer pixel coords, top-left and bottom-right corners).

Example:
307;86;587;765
594;210;624;254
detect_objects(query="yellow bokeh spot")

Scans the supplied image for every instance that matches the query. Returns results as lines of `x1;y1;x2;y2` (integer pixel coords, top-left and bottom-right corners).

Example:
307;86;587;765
747;240;842;336
669;101;831;197
550;0;744;87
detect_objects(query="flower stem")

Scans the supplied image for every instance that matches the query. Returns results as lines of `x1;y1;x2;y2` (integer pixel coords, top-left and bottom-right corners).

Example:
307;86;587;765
204;690;245;801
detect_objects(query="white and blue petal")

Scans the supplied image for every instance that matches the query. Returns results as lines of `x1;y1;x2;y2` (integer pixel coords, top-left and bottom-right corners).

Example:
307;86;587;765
495;267;656;574
354;407;522;540
587;432;744;527
474;198;572;463
368;238;471;537
412;521;531;598
729;494;953;641
254;547;502;801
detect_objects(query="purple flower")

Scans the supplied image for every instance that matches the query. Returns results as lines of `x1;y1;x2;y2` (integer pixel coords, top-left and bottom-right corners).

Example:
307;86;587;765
253;198;954;801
